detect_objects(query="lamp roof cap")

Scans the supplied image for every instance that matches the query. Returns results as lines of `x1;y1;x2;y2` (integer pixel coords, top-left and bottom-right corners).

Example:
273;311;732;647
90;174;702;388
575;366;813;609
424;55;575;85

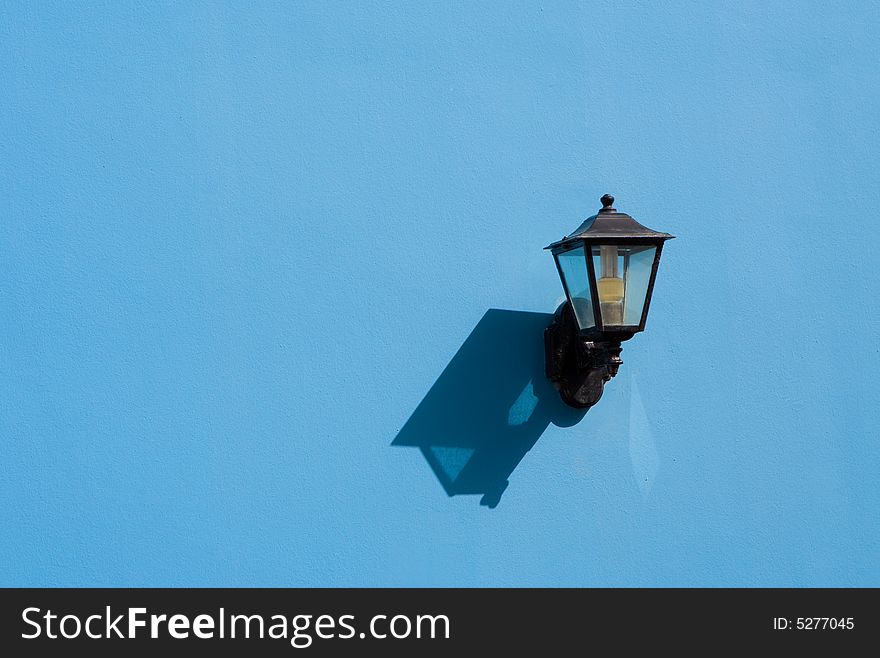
545;194;675;250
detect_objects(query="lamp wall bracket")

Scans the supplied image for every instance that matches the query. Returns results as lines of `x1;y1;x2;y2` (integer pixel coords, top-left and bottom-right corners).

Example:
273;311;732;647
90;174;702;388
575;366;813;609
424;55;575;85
544;301;629;409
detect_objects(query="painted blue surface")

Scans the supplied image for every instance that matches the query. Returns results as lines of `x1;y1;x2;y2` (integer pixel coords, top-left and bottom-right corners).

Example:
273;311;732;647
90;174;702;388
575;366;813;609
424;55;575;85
1;1;878;586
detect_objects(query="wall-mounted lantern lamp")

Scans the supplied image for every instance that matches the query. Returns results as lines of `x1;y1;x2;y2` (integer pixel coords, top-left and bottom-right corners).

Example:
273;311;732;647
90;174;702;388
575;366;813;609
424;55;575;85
545;195;674;408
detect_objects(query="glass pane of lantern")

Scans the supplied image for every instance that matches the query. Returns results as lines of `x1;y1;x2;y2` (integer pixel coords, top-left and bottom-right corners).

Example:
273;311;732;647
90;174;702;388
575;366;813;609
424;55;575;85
591;245;656;326
556;245;595;329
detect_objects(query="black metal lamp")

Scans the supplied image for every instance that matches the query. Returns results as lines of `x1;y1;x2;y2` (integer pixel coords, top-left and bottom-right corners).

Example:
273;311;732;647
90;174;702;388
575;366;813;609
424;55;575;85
545;194;674;408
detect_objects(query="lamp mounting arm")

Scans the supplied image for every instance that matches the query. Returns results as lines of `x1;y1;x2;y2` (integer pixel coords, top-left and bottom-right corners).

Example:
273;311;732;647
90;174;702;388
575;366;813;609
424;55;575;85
544;301;626;409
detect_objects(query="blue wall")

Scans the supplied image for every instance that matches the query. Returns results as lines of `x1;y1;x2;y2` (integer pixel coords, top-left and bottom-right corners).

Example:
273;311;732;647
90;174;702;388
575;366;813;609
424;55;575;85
2;1;878;586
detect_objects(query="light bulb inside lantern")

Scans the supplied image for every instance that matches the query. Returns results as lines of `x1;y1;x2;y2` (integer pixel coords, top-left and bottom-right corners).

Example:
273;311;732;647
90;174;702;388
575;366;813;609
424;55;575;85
597;245;624;324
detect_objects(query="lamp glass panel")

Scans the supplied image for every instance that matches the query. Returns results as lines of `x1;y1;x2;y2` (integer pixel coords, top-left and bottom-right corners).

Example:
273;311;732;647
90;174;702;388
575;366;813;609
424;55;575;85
591;245;656;326
556;245;595;329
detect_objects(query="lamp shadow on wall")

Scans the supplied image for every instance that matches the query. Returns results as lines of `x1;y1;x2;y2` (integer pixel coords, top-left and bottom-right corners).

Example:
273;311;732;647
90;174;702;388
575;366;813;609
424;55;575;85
392;309;586;508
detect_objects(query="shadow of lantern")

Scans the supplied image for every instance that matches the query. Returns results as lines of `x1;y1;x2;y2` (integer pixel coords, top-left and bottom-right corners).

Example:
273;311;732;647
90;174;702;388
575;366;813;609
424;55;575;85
392;309;586;507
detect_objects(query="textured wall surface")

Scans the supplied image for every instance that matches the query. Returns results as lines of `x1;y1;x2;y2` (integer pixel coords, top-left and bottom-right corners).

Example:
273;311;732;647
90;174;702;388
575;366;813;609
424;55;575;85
2;1;878;586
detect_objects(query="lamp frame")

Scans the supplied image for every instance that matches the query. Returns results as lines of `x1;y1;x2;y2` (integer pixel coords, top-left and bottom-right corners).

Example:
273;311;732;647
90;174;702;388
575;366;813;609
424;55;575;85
544;195;674;409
